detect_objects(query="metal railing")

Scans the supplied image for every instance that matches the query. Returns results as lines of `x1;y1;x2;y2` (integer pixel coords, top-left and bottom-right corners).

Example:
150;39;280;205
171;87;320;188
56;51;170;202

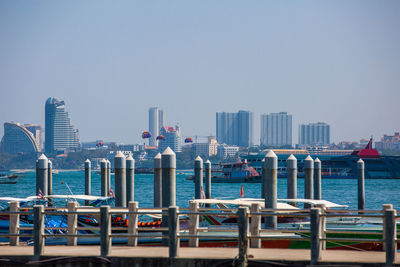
0;201;397;265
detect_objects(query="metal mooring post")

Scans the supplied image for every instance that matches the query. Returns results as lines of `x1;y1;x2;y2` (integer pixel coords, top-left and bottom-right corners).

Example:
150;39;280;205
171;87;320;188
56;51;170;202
33;205;44;261
100;205;111;257
385;209;396;266
310;208;321;265
168;206;179;259
238;207;249;267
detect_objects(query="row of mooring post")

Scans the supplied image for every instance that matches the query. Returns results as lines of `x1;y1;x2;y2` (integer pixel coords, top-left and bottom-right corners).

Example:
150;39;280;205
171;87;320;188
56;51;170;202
261;151;367;229
283;153;365;210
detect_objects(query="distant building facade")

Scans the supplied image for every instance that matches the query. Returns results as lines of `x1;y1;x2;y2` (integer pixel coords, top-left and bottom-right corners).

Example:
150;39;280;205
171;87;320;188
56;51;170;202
375;132;400;150
260;112;292;147
217;144;239;159
192;136;218;158
158;125;181;153
216;110;254;147
45;97;80;153
24;124;42;151
148;107;165;147
298;122;330;146
0;122;40;154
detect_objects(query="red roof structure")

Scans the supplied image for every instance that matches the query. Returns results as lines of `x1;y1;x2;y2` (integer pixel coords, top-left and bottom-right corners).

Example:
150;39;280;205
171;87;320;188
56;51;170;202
351;138;380;159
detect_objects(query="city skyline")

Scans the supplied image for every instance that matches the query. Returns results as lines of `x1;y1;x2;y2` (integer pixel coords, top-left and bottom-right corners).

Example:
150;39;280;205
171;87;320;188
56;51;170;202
0;1;399;144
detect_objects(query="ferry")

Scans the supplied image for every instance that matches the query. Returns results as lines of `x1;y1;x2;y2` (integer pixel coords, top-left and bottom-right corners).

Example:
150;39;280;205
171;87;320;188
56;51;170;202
211;160;260;183
243;138;400;180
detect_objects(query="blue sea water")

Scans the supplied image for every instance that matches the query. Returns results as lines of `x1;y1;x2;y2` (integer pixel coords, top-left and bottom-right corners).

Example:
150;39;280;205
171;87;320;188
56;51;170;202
1;171;399;210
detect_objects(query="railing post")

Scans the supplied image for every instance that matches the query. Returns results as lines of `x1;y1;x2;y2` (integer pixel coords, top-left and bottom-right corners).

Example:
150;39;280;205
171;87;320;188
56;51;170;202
168;206;179;259
382;204;393;251
100;205;111;257
9;201;20;246
316;204;326;250
250;203;261;248
384;209;396;266
189;201;199;247
310;208;321;265
238;207;249;267
67;201;77;246
33;205;44;260
128;201;138;246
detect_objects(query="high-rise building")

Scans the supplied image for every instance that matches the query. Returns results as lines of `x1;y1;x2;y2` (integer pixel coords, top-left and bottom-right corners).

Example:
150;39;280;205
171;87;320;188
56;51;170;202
45;97;80;153
24;124;42;151
298;122;330;146
260;112;292;147
216;110;253;147
148;107;165;147
158;125;181;153
0;122;40;154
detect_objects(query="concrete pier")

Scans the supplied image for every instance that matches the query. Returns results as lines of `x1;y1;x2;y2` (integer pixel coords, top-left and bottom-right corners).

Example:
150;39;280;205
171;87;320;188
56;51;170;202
126;155;135;205
263;150;277;229
357;158;365;210
205;160;212;199
84;159;91;206
106;160;111;195
100;159;107;197
304;156;314;209
194;156;203;199
314;158;322;200
47;160;52;196
36;154;48;196
153;153;162;208
161;147;176;230
114;151;127;208
162;147;176;208
287;154;297;200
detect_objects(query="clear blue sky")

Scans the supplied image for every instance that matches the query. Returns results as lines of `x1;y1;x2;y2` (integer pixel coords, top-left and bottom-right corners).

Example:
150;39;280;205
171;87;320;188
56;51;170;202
0;1;399;144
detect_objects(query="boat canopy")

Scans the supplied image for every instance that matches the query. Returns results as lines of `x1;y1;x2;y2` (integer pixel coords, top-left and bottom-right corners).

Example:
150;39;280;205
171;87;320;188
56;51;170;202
278;198;348;208
192;198;347;209
191;198;299;210
0;195;112;203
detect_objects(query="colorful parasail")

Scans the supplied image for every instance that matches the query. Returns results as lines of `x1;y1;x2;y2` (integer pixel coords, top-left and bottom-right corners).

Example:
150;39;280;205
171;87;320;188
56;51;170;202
142;131;152;139
96;141;104;147
156;135;166;141
184;137;193;143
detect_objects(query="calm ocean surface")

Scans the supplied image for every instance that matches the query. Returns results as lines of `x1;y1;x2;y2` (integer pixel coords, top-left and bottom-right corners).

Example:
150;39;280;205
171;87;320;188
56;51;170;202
1;171;399;210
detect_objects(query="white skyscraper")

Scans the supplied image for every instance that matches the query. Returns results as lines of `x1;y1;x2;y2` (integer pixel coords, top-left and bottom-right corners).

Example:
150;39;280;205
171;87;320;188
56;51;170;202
148;107;165;147
298;122;330;146
260;112;292;147
216;110;254;147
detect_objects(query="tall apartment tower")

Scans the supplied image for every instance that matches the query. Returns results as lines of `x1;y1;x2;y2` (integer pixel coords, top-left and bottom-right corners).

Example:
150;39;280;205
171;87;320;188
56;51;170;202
45;97;80;154
148;107;165;147
216;110;254;147
298;122;330;146
260;112;292;147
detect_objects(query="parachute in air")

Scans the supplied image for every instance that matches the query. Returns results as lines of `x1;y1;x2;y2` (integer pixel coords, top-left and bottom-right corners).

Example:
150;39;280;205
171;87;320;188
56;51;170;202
142;131;152;139
156;135;165;141
184;137;193;143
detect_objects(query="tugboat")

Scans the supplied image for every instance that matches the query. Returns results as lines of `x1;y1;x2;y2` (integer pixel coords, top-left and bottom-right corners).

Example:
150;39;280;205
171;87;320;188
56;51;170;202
210;159;261;183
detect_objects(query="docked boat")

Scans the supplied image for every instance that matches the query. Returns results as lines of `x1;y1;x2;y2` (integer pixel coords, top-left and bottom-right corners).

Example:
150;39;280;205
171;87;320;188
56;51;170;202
0;173;21;184
187;160;261;183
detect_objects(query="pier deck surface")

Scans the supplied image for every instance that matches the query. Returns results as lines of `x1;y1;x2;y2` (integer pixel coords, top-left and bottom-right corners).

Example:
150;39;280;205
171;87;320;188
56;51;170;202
0;246;397;265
